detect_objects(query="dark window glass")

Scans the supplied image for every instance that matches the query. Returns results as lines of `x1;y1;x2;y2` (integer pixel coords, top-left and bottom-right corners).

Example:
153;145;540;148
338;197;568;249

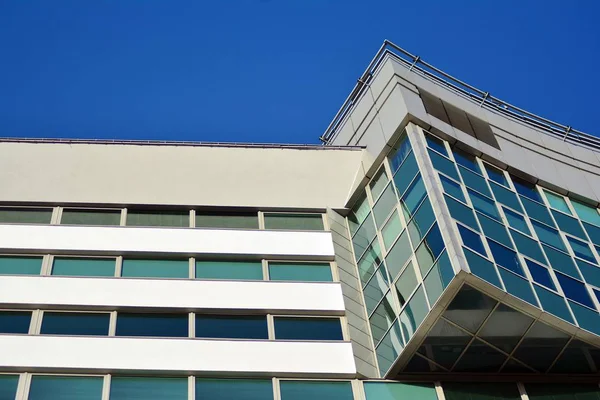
569;300;600;336
274;317;343;341
0;255;42;275
512;177;541;202
376;321;403;375
510;229;546;264
370;168;389;201
61;209;121;226
524;259;556;290
484;164;508;186
513;321;570;372
499;267;538;306
551;210;586;239
126;210;189;227
478;303;533;354
566;236;597;263
459;167;491;197
423;251;455;306
533;286;574;324
457;224;486;255
195;315;268;339
443;285;497;333
489;182;522;212
52;257;115;277
429;149;459;181
520;196;554;226
542;244;581;279
407;199;435;246
477;213;512;248
364;265;390;314
110;377;187;400
116;313;188;337
555;273;595;309
425;134;448;156
577;259;600;287
453;149;481;174
0;207;52;224
584;222;600;245
195;212;258;229
488;240;523;276
196;260;263;281
389;133;412;173
445;195;479;231
418;318;471;370
195;378;273;400
531;220;566;251
264;214;323;230
41;312;110;336
468;189;500;221
464;247;501;288
29;375;103;400
453;338;507;372
415;224;445;276
280;381;353;400
550;339;600;374
0;311;31;334
439;174;465;202
399;286;429;342
503;207;530;235
0;375;18;400
400;175;427;218
121;258;189;279
364;382;437;400
393;152;419;198
525;384;600;400
443;383;521;400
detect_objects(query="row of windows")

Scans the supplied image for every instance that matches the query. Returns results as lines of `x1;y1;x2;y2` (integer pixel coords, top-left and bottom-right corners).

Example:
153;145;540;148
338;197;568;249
0;207;325;230
0;374;596;400
0;310;344;341
0;255;335;282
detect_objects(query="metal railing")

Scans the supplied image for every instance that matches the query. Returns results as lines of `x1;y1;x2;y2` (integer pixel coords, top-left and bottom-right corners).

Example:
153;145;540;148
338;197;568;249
320;40;598;151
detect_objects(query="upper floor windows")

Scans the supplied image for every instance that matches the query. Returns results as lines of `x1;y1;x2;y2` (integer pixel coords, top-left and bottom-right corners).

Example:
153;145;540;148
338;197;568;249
0;207;52;224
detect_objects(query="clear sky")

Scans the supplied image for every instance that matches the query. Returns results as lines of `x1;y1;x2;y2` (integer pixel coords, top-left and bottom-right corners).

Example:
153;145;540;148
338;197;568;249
0;1;598;144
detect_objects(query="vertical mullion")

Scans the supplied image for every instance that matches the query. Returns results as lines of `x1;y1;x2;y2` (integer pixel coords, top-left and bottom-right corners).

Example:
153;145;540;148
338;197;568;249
267;314;275;340
120;208;127;226
102;374;111;400
189;257;195;280
115;256;123;278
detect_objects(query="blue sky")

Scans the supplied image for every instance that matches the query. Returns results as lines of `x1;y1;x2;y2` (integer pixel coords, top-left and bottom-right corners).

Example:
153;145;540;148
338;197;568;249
0;1;598;144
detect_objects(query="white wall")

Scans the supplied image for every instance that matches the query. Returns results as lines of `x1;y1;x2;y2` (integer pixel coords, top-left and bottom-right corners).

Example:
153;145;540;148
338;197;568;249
0;224;335;258
0;335;357;376
0;276;345;313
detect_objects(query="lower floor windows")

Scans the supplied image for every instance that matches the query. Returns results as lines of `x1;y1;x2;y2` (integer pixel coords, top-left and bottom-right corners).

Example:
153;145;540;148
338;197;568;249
29;375;104;400
273;317;343;341
0;310;31;334
110;376;187;400
195;315;268;340
116;313;189;338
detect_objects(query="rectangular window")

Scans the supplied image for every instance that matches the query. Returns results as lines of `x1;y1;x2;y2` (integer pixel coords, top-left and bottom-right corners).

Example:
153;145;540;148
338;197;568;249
116;313;188;337
121;259;189;279
195;315;268;339
264;213;324;230
370;168;389;200
61;209;121;226
195;212;259;229
543;190;572;215
0;255;42;275
273;317;343;340
0;311;31;334
40;312;110;336
268;262;332;282
364;382;437;400
0;207;52;224
196;260;263;280
443;383;521;400
126;210;189;227
29;375;103;400
280;381;353;400
195;378;273;400
0;375;18;400
110;377;187;400
52;257;116;277
484;164;509;187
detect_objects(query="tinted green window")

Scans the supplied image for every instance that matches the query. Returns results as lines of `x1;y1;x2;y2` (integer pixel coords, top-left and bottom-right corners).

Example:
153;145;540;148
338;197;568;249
425;134;448;156
520;196;554;226
531;220;566;251
534;285;574;323
376;321;404;375
459;166;491;197
399;286;428;341
29;375;103;400
348;194;370;235
370;168;389;200
110;377;187;400
443;382;521;400
440;174;465;202
572;200;600;226
195;213;258;229
126;210;189;227
489;182;522;212
0;375;18;400
445;195;479;231
469;190;500;221
370;292;396;343
424;251;454;305
386;230;411;279
121;259;189;278
477;213;512;248
364;266;389;314
195;378;273;400
400;175;427;218
373;184;397;227
357;241;382;285
551;209;586;239
415;224;445;276
196;260;262;280
364;382;437;400
61;209;121;226
429;149;459;181
577;259;600;287
584;222;600;245
116;313;188;337
274;317;343;340
196;315;268;339
0;255;42;275
41;312;110;336
0;207;52;224
389;133;412;173
52;257;115;277
395;262;417;306
382;212;402;249
510;229;546;264
525;384;600;400
264;214;323;230
268;262;332;282
504;208;530;235
543;190;571;214
280;381;353;400
407;199;435;246
566;236;597;263
353;213;376;258
393;153;420;198
464;247;501;288
0;311;31;334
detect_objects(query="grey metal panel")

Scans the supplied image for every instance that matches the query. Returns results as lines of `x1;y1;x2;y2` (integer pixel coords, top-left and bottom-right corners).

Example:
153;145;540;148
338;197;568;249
420;90;450;124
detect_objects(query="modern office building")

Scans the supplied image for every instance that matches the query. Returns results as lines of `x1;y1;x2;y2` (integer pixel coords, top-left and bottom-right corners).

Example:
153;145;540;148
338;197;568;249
0;40;600;399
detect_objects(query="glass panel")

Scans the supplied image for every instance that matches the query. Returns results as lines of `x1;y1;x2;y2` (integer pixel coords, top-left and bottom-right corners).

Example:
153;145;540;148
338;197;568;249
61;209;121;226
389;133;412;173
268;262;331;282
195;213;258;229
512;177;541;202
0;375;18;400
555;273;595;308
498;268;538;306
544;190;571;214
348;194;370;235
196;260;263;281
279;381;353;400
569;301;600;336
485;164;509;186
428;149;459;181
459;167;491;197
373;184;397;228
440;174;465;202
533;286;574;324
443;285;497;334
0;207;52;224
116;313;188;337
443;383;521;400
0;311;31;334
382;211;402;250
425;134;448;156
445;196;479;231
525;384;600;400
477;213;512;248
513;321;570;372
464;247;501;288
520;196;554;226
407;199;435;247
424;251;454;305
418;318;471;369
274;317;343;340
457;224;486;255
416;224;445;276
195;378;273;400
395;262;417;307
126;210;189;227
489;182;523;212
364;382;437;400
364;265;390;314
531;220;566;252
386;230;411;279
479;303;533;354
503;208;530;235
29;375;103;400
110;377;187;400
550;339;600;374
52;257;115;277
41;312;110;336
524;260;556;290
357;241;382;285
352;214;376;259
370;293;397;344
566;236;597;263
542;244;581;279
468;190;500;221
121;258;189;279
0;255;42;275
403;354;435;372
453;149;481;174
572;200;600;226
370;168;389;200
195;315;268;339
264;214;323;231
376;321;404;375
487;240;523;276
552;210;586;239
400;175;427;218
393;152;419;198
399;286;428;341
510;230;546;264
577;259;600;287
585;222;600;245
454;338;507;372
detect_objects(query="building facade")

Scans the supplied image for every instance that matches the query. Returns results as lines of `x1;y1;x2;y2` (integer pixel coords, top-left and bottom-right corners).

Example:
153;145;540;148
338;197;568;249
0;41;599;399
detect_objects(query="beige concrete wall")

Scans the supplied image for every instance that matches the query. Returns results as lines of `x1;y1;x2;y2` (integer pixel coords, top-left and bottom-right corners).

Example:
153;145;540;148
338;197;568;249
0;142;364;209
